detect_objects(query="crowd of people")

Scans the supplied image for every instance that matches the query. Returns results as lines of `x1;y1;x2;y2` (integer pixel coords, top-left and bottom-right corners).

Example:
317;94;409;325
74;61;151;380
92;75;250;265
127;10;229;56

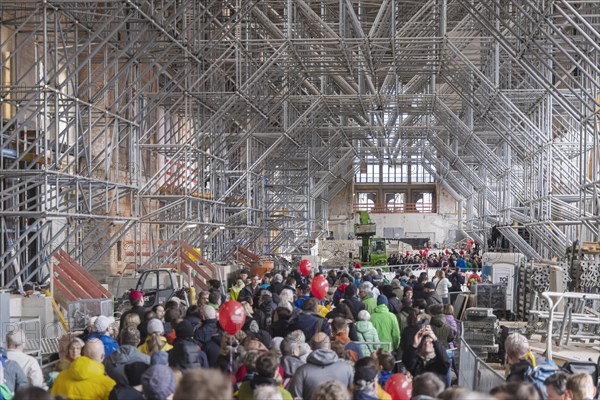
0;252;597;400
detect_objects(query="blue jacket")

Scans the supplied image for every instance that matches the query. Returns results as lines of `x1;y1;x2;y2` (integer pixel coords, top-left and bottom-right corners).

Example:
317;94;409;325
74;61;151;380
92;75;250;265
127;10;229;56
291;312;331;340
87;333;119;356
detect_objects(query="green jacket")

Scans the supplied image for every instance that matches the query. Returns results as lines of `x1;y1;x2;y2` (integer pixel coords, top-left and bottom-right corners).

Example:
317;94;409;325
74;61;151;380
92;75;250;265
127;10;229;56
370;304;401;351
355;320;380;356
362;295;377;314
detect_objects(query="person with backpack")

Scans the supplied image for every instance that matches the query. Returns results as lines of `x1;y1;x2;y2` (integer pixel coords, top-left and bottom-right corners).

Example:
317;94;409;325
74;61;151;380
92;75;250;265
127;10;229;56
505;333;560;399
448;267;465;305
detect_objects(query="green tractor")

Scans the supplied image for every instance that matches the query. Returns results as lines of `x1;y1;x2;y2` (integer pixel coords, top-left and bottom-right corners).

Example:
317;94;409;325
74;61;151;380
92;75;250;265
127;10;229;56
355;211;388;266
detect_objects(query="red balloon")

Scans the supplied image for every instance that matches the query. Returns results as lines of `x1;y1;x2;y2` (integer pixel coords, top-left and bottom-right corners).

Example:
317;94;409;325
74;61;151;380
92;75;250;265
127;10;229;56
445;249;450;255
418;250;423;256
299;259;312;276
310;275;329;300
460;249;465;255
425;247;429;253
218;300;246;335
405;251;410;257
384;373;412;400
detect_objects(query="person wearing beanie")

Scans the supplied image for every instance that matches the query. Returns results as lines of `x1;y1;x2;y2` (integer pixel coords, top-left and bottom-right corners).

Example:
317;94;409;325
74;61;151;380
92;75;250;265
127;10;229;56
424;282;443;307
397;298;414;336
355;310;380;356
150;350;169;366
381;285;401;314
87;315;119;357
343;284;366;321
352;365;379;400
138;319;173;355
168;320;208;370
142;365;175;400
370;295;400;351
426;304;455;351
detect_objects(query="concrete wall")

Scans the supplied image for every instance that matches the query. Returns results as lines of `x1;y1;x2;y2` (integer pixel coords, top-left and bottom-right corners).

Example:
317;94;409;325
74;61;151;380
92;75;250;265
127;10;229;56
327;181;460;246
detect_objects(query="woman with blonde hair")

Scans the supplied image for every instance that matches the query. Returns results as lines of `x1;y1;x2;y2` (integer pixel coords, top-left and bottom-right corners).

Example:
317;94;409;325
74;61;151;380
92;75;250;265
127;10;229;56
432;269;452;305
137;318;173;355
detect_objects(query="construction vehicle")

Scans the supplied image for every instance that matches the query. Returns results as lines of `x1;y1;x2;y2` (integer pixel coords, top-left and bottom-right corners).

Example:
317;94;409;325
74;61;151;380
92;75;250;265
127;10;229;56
355;211;388;266
115;268;190;316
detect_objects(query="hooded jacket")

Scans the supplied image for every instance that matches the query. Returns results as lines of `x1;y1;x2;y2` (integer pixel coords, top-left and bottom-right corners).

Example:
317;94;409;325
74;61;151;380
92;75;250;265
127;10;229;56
281;355;305;379
429;315;454;351
51;356;116;400
103;345;150;386
290;349;354;400
370;304;400;350
168;337;208;370
361;295;377;314
355;320;380;356
194;318;218;344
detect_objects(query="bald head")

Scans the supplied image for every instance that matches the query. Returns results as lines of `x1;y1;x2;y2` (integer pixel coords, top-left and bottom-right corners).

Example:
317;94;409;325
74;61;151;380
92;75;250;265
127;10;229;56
310;332;331;350
83;338;105;362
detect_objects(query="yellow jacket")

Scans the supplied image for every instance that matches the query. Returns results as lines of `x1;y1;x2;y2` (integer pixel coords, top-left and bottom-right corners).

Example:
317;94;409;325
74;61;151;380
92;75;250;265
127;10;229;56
51;356;116;400
137;336;173;355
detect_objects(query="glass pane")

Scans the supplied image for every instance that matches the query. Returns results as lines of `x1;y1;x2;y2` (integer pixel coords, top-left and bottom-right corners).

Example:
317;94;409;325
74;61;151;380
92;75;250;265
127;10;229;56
140;272;158;292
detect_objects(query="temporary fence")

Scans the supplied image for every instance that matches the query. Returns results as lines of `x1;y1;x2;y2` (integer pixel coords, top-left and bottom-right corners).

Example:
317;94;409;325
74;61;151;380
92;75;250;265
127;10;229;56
457;324;505;393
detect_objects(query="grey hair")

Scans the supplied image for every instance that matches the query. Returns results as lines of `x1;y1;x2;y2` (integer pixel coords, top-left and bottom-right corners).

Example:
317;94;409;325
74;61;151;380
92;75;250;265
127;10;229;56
280;338;300;356
391;279;401;287
357;310;371;321
359;282;372;293
6;330;26;349
274;273;283;283
504;333;529;360
253;385;283;400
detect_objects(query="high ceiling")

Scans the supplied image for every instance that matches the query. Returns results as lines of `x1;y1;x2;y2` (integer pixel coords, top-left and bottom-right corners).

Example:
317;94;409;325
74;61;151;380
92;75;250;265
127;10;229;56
0;0;599;284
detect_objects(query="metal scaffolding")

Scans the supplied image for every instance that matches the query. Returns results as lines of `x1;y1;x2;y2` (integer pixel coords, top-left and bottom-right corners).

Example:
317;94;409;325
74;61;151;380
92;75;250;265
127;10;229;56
0;0;599;286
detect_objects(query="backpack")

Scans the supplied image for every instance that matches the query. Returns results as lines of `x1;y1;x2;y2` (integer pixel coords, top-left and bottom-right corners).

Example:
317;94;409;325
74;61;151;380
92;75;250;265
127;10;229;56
525;359;560;399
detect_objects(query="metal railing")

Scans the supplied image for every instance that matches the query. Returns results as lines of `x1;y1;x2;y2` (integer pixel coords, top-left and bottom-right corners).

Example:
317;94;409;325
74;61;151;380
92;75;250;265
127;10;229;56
353;203;434;213
457;323;505;393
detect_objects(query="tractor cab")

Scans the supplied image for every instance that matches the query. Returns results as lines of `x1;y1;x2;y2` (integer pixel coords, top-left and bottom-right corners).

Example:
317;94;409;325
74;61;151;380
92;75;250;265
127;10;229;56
117;268;189;317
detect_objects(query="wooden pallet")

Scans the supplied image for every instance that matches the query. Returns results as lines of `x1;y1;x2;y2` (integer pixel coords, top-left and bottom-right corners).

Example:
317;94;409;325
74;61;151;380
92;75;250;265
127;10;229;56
581;241;600;252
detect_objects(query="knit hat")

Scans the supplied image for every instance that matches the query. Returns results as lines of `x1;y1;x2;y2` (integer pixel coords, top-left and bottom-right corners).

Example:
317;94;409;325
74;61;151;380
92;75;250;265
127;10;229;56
202;305;217;320
354;366;377;383
428;304;444;315
424;282;436;289
401;297;413;308
150;350;168;366
146;319;164;335
175;320;194;338
129;290;144;302
377;294;389;306
94;315;115;333
142;365;175;400
124;361;150;386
